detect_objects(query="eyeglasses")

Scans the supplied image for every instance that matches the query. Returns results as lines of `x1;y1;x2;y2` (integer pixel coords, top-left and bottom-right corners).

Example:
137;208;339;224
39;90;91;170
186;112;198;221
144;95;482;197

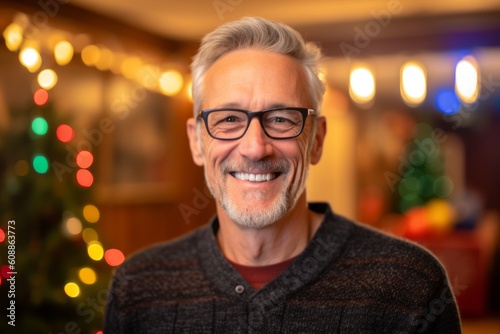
197;107;316;140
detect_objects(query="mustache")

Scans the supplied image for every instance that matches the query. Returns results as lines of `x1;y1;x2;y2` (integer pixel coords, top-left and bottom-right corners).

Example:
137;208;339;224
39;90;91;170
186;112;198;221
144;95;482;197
220;159;290;173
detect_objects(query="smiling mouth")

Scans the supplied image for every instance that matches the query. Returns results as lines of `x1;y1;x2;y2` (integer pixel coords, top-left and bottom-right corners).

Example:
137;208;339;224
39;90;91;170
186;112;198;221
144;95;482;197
230;172;280;182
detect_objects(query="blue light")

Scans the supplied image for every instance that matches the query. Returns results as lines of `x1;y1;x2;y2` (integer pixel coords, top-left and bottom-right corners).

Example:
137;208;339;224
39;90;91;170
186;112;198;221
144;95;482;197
435;89;461;115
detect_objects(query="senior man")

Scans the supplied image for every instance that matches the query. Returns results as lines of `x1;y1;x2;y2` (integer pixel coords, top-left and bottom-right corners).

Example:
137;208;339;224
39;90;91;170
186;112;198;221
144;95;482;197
104;17;461;333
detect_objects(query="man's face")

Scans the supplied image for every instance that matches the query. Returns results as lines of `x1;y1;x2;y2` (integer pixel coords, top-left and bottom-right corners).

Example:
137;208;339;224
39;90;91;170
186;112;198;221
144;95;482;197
187;49;325;229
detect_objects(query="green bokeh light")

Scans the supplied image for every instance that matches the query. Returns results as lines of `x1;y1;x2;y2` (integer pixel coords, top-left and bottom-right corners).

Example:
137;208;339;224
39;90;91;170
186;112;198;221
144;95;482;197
31;117;48;135
33;155;49;174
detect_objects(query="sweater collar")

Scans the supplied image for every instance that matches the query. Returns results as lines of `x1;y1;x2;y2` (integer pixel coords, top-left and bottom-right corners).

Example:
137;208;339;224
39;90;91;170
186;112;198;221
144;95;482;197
196;202;354;303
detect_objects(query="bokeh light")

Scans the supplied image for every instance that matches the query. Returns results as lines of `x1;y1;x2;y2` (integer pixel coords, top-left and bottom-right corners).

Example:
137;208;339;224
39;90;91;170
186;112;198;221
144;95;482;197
54;40;74;66
2;265;12;279
82;228;99;244
34;88;49;106
65;217;83;236
76;151;94;169
19;47;42;72
56;124;75;143
349;66;375;105
31;117;48;135
455;55;479;104
121;56;142;79
105;249;125;267
14;160;29;176
83;204;100;223
3;22;23;51
37;69;58;90
76;169;94;187
64;282;80;298
435;88;461;115
401;61;426;106
33;155;49;174
81;44;100;66
0;228;5;243
79;267;97;285
88;242;104;261
159;70;183;96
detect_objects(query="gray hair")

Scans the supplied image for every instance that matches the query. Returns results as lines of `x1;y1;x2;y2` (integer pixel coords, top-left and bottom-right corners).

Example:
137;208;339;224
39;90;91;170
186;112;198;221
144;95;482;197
190;17;325;116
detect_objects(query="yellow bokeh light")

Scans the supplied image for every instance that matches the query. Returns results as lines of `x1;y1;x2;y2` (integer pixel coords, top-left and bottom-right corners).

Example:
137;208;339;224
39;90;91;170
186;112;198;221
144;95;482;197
37;69;58;90
400;61;427;107
95;47;114;71
81;44;100;66
121;56;143;79
3;23;23;51
64;282;80;298
349;66;375;105
65;217;83;235
83;204;100;223
79;267;97;285
88;242;104;261
159;70;183;96
455;56;479;104
82;228;98;244
19;47;42;72
14;160;29;176
54;40;74;66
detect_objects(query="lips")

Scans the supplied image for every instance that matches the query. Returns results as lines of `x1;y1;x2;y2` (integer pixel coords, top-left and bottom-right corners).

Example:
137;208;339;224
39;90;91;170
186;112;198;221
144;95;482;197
231;172;279;182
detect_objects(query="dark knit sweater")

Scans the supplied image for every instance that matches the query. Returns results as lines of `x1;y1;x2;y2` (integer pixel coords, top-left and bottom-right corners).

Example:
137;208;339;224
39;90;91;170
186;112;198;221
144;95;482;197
104;203;461;333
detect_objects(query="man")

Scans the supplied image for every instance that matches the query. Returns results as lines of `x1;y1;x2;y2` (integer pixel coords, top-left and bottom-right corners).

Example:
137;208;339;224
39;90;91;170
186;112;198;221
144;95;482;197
104;17;461;333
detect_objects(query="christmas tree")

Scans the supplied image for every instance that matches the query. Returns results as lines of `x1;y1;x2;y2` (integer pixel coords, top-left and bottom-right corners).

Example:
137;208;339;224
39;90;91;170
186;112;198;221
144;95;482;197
0;95;118;333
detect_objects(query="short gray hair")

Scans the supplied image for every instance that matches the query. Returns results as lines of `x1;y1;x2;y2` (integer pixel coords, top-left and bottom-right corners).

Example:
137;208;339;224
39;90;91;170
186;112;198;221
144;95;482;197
190;17;325;116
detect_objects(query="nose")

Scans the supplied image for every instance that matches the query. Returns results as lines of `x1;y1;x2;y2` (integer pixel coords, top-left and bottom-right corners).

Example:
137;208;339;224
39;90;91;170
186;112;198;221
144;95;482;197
238;118;273;160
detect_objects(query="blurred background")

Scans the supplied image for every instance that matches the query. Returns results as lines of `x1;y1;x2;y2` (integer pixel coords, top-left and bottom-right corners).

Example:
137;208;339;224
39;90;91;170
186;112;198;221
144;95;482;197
0;0;499;332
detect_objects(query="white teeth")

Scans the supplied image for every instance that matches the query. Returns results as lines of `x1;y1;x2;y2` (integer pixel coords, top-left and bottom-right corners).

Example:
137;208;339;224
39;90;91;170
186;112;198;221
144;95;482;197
233;172;276;182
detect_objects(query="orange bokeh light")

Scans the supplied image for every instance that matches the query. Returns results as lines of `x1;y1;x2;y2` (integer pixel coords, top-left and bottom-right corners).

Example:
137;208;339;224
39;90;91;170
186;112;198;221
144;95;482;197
56;124;75;143
104;249;125;267
76;150;94;169
76;169;94;188
34;88;49;106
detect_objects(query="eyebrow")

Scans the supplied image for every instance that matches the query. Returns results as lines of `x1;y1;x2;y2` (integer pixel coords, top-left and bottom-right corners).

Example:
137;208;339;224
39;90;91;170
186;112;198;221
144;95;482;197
210;102;292;110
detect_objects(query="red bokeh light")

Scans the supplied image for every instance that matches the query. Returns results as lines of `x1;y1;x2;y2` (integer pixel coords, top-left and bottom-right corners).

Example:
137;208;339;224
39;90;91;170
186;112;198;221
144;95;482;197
76;169;94;188
34;88;49;106
76;150;94;169
1;265;12;279
104;249;125;267
0;228;4;243
56;124;75;143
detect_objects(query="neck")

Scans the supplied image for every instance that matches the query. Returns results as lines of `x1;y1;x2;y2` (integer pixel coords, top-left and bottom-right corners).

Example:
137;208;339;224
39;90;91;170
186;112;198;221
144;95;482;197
216;196;323;266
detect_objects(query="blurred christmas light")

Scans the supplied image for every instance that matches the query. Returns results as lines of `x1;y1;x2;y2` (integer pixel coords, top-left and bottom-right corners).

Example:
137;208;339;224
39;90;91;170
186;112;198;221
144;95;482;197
401;61;426;106
455;56;479;104
83;204;100;223
159;70;183;96
3;23;23;51
1;265;12;279
435;88;461;115
34;88;49;106
349;66;375;105
121;56;142;79
76;169;94;187
19;47;42;72
82;228;99;244
0;228;5;243
88;242;104;261
33;155;49;174
426;199;455;234
31;117;48;135
37;69;58;90
95;47;113;71
81;44;100;66
65;217;83;236
76;151;94;169
104;249;125;267
56;124;75;142
64;282;80;298
79;267;97;285
54;40;74;65
14;160;29;176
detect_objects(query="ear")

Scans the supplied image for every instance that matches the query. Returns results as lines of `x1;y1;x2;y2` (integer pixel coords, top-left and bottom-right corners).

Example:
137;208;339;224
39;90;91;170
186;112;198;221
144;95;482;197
309;116;327;165
186;118;205;166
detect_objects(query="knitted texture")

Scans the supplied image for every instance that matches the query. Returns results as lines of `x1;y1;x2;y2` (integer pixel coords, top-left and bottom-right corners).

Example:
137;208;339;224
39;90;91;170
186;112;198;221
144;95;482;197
104;203;461;333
